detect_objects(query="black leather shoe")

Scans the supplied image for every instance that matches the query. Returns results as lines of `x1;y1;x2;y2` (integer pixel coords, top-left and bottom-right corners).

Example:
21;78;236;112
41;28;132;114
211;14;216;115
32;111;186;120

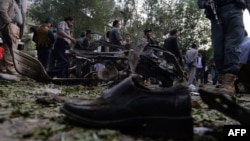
61;76;193;139
199;89;250;125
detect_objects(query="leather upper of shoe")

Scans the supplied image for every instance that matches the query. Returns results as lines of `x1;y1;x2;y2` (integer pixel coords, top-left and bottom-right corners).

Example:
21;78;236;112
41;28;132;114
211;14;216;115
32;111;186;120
63;76;191;121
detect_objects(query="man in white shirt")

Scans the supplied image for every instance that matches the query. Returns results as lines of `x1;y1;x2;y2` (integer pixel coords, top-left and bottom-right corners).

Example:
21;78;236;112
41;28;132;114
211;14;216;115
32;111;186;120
48;16;75;78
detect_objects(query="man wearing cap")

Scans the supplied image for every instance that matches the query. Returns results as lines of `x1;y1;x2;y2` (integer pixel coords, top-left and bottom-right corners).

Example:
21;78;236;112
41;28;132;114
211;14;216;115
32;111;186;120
74;31;85;50
33;18;55;70
140;29;159;85
73;31;85;77
163;29;184;66
82;29;93;51
74;29;93;77
0;0;24;75
141;29;158;58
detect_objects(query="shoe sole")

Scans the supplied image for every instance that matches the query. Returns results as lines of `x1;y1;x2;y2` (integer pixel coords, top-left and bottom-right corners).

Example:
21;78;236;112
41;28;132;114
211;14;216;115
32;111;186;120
61;107;193;139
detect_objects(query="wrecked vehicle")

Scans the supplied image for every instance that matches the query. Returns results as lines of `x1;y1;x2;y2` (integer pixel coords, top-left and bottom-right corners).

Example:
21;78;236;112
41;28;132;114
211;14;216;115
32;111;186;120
11;39;184;86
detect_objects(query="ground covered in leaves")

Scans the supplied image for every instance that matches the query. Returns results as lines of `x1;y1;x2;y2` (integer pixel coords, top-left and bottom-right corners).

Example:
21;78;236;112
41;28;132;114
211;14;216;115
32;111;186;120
0;79;250;141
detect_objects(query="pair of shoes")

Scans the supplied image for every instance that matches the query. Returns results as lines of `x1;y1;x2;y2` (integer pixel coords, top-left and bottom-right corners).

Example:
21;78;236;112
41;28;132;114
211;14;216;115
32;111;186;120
198;89;250;125
61;76;193;139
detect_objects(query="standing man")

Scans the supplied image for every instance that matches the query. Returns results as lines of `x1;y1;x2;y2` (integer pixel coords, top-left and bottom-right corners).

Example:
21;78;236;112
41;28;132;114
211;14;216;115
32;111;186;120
81;29;93;76
197;0;246;95
0;0;25;76
82;30;93;51
73;31;85;50
109;20;122;51
141;29;159;59
163;29;184;66
48;16;75;78
74;29;93;77
196;51;206;86
141;29;159;85
33;18;55;70
73;31;85;77
185;44;198;86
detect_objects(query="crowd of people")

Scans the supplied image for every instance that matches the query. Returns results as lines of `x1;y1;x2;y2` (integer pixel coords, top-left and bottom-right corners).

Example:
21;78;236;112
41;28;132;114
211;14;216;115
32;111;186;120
185;44;220;88
1;0;250;94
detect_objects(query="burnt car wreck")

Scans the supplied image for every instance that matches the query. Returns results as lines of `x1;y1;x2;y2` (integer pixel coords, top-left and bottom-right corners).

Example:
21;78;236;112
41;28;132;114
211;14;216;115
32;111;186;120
12;39;184;86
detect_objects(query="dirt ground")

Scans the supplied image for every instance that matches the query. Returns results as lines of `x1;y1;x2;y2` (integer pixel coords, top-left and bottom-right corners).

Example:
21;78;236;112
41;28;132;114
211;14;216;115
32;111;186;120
1;78;250;141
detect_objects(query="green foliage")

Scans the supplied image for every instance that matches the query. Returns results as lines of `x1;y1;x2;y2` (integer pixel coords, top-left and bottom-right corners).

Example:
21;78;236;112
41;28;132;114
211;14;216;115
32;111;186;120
30;0;115;37
139;0;211;53
29;0;211;51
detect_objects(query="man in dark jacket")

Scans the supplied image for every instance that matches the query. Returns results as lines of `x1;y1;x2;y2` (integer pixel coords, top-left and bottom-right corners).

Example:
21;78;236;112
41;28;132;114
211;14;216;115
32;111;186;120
33;18;55;70
196;51;206;86
163;29;183;66
141;29;159;59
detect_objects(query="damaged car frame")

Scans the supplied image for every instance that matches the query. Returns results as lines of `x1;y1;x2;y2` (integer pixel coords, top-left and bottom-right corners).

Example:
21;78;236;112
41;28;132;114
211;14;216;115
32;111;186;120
11;39;185;86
